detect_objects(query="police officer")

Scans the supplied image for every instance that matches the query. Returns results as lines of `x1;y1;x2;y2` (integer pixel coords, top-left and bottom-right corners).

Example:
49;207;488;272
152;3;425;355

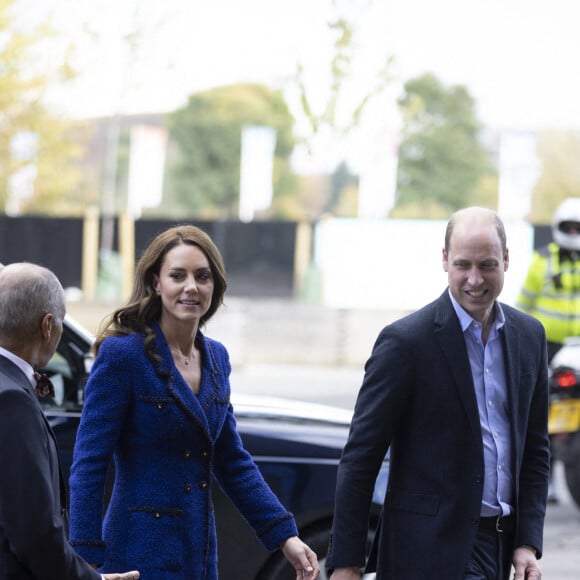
516;196;580;503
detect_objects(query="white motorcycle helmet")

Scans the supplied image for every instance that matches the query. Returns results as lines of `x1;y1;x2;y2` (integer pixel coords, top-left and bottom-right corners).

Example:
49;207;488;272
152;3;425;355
553;197;580;251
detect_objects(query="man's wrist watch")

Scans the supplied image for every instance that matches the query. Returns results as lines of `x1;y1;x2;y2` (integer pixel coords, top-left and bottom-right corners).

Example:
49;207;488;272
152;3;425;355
520;544;538;558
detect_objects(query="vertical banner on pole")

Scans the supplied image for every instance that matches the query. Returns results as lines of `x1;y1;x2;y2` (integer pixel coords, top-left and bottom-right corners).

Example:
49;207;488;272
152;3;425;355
127;125;168;219
358;130;399;219
498;130;540;221
6;131;38;216
239;125;277;222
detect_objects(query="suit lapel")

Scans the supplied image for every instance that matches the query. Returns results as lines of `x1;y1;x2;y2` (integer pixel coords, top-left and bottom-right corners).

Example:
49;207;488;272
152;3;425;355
40;410;69;508
499;312;522;462
0;356;68;510
434;293;483;444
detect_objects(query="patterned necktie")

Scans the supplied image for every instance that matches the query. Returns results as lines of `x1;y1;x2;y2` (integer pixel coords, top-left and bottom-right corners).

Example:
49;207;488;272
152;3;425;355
34;372;55;398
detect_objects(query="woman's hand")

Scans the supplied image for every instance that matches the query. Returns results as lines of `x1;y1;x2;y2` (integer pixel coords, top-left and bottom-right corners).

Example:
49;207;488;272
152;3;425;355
280;536;320;579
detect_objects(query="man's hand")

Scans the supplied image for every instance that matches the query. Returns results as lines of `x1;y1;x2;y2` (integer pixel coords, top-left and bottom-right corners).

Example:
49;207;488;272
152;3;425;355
280;536;320;579
102;572;140;579
329;566;362;579
513;546;541;579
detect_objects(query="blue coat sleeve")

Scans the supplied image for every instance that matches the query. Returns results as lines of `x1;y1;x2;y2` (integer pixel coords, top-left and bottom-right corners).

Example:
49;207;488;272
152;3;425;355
209;345;298;550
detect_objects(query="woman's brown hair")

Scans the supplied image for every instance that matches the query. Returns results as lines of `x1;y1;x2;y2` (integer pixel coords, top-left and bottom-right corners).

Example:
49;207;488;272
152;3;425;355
95;225;227;358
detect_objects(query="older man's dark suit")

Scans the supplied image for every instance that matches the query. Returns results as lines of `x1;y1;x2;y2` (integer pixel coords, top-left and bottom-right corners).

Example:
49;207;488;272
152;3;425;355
0;355;100;580
327;290;550;579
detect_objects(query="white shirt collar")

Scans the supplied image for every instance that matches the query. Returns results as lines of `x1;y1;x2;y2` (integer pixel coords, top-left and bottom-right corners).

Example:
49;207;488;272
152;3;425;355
0;345;36;387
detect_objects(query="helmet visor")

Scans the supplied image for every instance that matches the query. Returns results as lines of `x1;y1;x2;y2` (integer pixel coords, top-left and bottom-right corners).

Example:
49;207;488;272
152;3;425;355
558;221;580;234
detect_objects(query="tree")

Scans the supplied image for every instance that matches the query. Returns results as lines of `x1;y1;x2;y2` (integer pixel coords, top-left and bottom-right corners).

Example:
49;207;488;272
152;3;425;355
294;15;392;148
290;2;394;218
529;130;580;223
392;73;493;217
0;0;82;215
164;84;296;219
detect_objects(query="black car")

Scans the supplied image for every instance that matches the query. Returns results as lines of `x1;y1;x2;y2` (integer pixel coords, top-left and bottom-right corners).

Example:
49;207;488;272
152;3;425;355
41;316;387;579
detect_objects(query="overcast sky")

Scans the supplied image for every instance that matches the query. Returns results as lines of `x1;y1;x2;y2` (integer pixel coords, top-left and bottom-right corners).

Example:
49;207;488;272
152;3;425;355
24;0;579;132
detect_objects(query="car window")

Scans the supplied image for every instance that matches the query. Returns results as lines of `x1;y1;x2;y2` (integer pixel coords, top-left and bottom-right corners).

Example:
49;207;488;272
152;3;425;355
42;351;71;408
39;350;84;411
39;321;92;413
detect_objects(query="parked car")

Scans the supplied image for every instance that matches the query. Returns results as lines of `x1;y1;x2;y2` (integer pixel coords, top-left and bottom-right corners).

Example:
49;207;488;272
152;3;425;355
548;337;580;509
40;315;387;579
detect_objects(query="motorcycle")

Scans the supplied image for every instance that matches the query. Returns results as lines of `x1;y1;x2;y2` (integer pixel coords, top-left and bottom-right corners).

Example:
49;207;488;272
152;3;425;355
548;337;580;508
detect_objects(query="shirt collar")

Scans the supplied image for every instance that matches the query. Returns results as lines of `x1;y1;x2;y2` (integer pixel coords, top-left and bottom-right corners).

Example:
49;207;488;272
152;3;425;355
0;345;36;387
447;288;505;333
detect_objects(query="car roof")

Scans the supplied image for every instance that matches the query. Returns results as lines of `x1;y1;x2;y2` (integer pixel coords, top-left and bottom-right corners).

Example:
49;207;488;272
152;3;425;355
231;392;353;425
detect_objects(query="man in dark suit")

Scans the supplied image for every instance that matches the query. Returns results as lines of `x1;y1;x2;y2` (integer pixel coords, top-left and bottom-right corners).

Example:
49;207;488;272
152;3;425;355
327;208;550;580
0;262;140;580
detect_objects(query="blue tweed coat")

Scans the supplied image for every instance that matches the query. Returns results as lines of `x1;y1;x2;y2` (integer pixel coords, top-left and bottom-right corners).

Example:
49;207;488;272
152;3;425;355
69;324;298;579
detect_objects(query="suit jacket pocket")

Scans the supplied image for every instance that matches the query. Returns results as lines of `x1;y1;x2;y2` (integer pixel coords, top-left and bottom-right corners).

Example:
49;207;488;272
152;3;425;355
385;488;439;516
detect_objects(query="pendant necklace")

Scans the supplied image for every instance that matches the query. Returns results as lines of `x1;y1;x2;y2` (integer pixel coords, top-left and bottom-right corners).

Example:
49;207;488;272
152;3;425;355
171;347;195;366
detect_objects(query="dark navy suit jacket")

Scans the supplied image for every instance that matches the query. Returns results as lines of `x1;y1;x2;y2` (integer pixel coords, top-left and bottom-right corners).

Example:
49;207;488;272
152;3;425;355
0;355;100;580
327;290;550;579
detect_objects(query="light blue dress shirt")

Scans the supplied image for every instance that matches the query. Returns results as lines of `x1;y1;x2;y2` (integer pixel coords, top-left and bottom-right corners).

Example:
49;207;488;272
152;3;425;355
448;291;514;517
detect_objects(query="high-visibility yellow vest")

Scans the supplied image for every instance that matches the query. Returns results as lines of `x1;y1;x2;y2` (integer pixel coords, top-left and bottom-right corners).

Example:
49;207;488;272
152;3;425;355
516;242;580;344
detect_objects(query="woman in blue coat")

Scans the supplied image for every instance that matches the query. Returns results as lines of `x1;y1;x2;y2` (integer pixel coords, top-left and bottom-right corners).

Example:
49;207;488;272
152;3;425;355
69;225;319;580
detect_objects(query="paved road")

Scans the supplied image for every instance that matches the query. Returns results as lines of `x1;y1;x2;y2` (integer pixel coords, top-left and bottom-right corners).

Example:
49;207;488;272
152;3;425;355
232;363;580;579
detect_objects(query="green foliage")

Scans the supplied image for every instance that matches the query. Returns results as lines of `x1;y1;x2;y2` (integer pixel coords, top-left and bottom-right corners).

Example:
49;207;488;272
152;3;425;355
393;73;493;217
164;84;296;219
529;130;580;223
0;0;82;215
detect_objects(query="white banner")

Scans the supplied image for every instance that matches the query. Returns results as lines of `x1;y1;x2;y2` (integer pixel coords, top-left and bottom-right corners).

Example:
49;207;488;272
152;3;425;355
498;130;540;221
127;125;168;218
358;130;399;218
239;125;277;222
5;131;39;216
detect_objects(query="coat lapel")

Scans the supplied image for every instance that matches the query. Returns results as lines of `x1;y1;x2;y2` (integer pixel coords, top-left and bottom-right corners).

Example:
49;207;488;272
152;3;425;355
152;326;218;441
165;373;212;437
